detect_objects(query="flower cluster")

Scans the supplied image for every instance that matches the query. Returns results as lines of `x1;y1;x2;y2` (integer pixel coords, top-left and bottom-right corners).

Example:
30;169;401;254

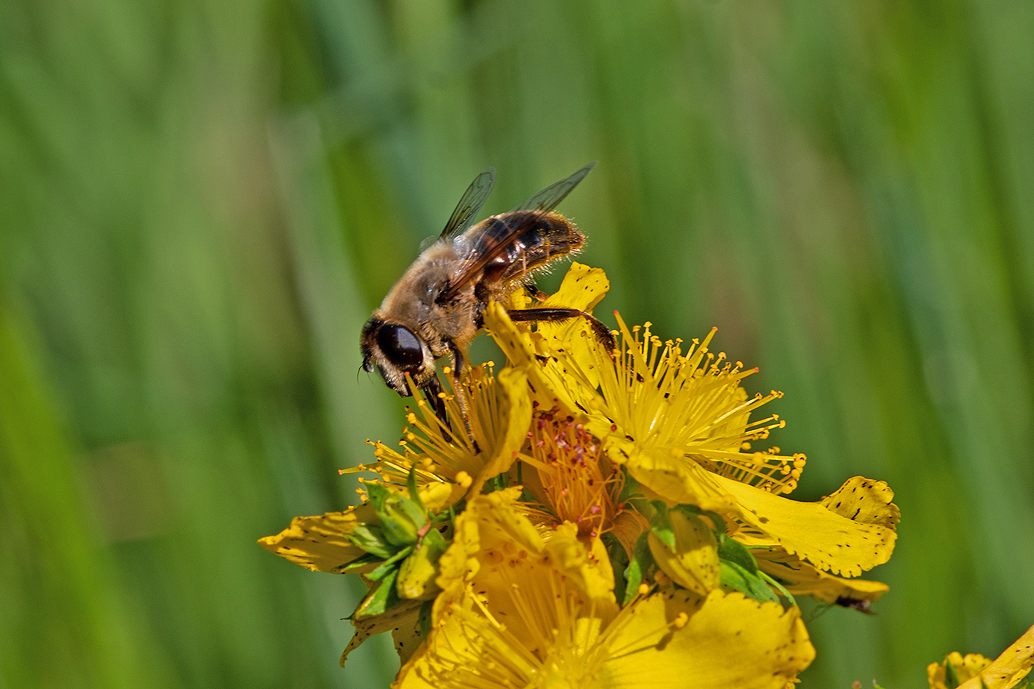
261;263;903;688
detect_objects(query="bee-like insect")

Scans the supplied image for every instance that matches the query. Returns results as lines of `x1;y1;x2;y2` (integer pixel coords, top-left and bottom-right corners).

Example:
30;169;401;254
360;163;614;422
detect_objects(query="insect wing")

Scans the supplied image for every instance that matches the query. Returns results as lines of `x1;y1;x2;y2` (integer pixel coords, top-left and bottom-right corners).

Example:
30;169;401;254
507;161;596;213
440;166;497;238
439;213;536;302
439;163;596;303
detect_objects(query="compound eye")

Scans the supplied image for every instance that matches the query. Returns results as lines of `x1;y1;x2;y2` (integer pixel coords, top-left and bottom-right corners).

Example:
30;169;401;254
376;324;424;370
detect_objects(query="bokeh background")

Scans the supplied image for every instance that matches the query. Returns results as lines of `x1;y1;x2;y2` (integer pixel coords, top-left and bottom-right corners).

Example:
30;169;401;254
3;0;1033;687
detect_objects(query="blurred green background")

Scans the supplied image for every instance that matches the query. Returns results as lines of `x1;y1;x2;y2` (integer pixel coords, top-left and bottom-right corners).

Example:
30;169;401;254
2;0;1032;687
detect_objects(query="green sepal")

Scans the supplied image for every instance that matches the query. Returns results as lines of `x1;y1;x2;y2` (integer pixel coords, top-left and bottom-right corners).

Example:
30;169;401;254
943;657;961;689
337;552;385;574
623;531;655;606
602;531;629;604
354;567;401;618
417;599;434;640
716;533;760;575
367;482;427;547
366;546;414;582
719;560;778;603
344;523;396;559
406;467;423;509
482;472;509;493
672;503;727;535
396;527;449;599
759;570;796;608
617;470;641;504
647;500;676;550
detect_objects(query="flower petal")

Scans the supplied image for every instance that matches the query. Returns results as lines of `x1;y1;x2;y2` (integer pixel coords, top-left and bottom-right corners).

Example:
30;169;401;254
755;548;889;604
540;261;611;312
433;486;544;592
598;590;814;689
928;652;992;689
258;509;371;573
608;441;746;517
718;475;898;577
648;511;720;596
468;367;532;495
485;301;604;417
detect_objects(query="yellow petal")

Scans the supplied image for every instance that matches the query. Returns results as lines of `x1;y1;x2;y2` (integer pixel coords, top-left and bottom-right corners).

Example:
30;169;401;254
755;548;889;604
956;624;1034;689
818;477;901;529
391;613;428;668
609;441;745;517
599;590;814;689
433;487;543;592
717;475;898;577
485;301;604;418
535;263;613;381
468;367;532;495
540;261;610;313
258;508;370;573
545;524;617;602
648;511;719;596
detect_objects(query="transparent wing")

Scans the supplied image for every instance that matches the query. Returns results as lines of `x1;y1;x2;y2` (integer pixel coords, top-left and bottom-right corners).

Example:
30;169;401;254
440;166;497;238
438;213;540;303
439;163;596;303
507;162;596;213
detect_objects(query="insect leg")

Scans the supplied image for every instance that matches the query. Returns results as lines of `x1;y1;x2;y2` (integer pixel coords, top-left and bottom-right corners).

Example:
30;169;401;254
506;307;617;354
422;375;450;433
447;345;481;454
523;283;549;301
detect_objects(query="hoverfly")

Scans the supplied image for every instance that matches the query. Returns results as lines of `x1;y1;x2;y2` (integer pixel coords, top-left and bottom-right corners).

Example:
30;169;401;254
360;163;614;433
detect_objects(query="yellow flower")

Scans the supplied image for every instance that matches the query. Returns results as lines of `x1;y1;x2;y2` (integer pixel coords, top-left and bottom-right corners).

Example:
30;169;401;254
486;263;898;579
396;489;815;689
350;363;532;500
928;625;1034;689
